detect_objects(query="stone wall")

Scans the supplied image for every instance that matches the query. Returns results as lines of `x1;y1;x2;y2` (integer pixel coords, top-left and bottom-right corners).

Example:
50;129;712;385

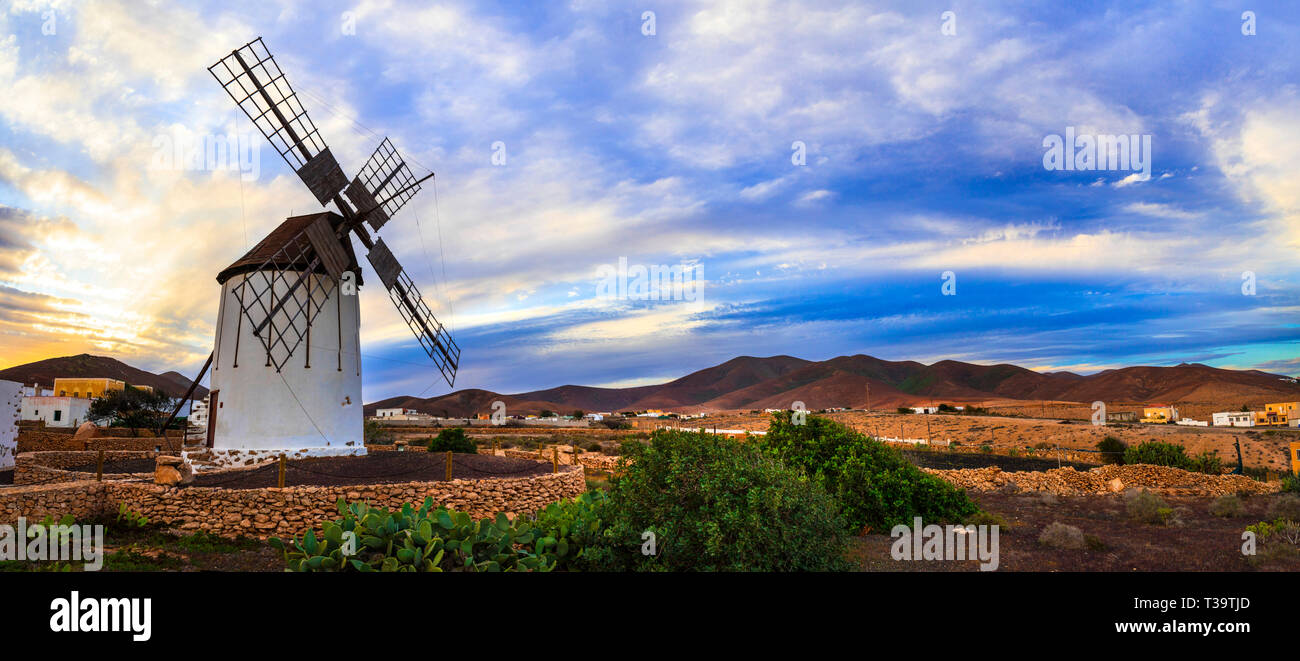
0;481;109;523
0;464;587;540
13;450;169;486
17;431;184;453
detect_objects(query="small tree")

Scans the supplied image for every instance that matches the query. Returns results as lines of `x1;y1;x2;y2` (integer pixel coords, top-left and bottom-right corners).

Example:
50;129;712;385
571;410;585;419
427;427;476;454
88;386;175;436
539;409;556;418
1096;436;1127;465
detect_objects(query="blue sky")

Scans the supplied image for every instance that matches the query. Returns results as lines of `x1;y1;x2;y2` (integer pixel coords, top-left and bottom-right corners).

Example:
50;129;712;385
0;0;1298;402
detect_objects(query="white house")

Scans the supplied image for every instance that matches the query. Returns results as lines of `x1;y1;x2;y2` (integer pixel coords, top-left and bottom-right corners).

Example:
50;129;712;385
375;408;417;418
584;413;604;421
21;395;92;428
911;405;939;415
1212;411;1255;428
1175;418;1208;427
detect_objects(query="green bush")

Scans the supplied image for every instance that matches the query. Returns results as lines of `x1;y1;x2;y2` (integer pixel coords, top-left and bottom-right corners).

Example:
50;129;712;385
595;428;850;571
1123;442;1193;470
1096;436;1127;465
270;497;596;572
1191;451;1223;475
763;412;978;533
1281;472;1300;494
1126;489;1176;525
427;427;476;454
1209;494;1245;518
1266;494;1300;523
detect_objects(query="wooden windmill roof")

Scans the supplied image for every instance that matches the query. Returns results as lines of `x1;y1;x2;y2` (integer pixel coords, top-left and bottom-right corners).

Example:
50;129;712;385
216;212;362;285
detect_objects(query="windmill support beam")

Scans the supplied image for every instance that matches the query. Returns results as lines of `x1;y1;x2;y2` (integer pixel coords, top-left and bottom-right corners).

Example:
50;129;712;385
155;351;214;447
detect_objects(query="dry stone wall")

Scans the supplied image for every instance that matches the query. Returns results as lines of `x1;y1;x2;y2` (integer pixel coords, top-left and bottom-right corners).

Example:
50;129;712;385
0;464;586;540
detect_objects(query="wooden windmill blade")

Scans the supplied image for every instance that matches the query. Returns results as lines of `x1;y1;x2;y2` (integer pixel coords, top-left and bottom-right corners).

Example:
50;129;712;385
366;239;461;386
224;215;343;371
208;38;349;205
345;138;423;232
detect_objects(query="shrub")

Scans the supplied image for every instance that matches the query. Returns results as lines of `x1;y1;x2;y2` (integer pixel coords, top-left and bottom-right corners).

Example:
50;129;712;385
364;420;395;445
978;444;993;454
1209;494;1245;518
1126;489;1175;525
965;511;1008;528
896;407;913;414
427;427;476;454
763;412;978;533
595;429;850;571
1281;472;1300;494
270;496;602;572
586;441;603;452
1123;442;1193;470
1096;436;1126;465
1266;494;1300;523
1038;522;1085;549
1191;451;1223;475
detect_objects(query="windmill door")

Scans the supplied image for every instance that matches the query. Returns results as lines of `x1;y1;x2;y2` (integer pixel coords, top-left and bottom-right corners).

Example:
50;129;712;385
206;390;218;448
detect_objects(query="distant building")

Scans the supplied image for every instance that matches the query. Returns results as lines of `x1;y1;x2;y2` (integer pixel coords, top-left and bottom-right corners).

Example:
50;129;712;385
584;413;604;421
1262;402;1299;426
911;405;939;415
375;408;417;418
1141;406;1178;423
53;378;125;399
21;396;91;428
1212;411;1254;427
1175;418;1208;427
1107;411;1138;423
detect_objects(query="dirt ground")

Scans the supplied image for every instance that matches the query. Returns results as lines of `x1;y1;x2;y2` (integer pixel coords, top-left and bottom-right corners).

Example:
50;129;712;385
681;410;1299;471
850;490;1300;572
191;452;550;489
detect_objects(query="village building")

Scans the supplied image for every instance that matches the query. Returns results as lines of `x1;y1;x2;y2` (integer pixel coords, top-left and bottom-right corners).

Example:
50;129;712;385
1211;411;1254;427
20;395;92;428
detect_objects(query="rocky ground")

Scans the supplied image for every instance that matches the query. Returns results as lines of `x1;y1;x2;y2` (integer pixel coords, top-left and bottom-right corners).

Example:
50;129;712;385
851;490;1300;572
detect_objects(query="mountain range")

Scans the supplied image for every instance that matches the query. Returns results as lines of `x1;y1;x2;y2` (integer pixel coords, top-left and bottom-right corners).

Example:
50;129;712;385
0;354;209;398
364;354;1300;417
4;353;1296;416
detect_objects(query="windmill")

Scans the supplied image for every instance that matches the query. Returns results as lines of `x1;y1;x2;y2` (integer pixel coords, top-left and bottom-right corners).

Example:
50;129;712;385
164;37;459;463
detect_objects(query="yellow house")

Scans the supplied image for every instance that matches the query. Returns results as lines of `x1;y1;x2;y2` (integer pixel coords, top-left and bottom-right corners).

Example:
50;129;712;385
53;378;125;399
1141;406;1177;423
1265;402;1299;424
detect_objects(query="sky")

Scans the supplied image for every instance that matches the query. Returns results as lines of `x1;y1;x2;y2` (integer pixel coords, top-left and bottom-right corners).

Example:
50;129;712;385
0;0;1298;403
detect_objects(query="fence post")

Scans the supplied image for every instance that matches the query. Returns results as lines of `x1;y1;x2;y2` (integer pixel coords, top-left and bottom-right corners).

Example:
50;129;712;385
445;451;453;481
277;454;286;488
96;450;104;482
552;446;559;473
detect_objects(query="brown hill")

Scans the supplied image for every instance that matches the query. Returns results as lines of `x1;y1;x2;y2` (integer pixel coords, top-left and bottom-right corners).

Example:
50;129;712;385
0;354;208;399
375;355;1300;417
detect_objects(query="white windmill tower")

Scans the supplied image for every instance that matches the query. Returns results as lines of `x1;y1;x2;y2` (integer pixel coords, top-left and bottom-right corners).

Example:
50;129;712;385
162;38;460;465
